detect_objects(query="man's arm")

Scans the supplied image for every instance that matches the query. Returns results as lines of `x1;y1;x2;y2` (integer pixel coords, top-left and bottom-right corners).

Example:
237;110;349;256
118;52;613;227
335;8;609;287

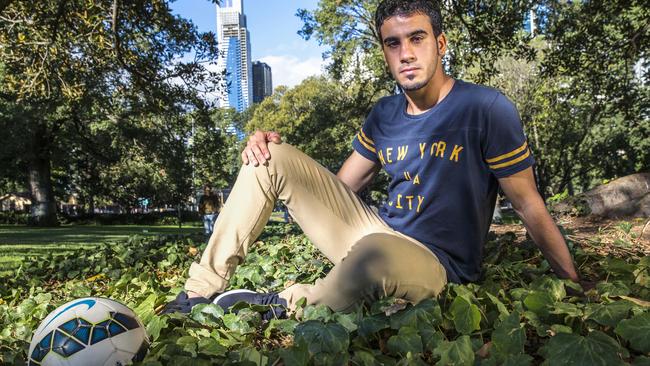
498;167;580;282
337;151;381;193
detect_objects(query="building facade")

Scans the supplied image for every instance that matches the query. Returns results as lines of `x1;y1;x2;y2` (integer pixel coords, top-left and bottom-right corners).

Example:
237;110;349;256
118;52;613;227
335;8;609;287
216;0;252;112
252;61;273;103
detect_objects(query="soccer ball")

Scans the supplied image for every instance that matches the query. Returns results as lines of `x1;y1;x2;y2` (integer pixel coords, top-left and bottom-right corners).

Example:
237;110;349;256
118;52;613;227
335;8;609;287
28;297;149;366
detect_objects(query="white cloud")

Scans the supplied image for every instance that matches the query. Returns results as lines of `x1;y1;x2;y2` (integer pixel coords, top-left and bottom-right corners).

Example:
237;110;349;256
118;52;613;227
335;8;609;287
258;55;327;89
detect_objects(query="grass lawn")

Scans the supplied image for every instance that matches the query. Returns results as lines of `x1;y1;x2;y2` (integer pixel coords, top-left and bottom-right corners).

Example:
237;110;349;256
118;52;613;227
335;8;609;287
0;224;203;275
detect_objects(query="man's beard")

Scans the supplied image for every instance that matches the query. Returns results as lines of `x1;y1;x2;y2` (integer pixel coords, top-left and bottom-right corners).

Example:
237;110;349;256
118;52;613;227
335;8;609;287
399;80;428;91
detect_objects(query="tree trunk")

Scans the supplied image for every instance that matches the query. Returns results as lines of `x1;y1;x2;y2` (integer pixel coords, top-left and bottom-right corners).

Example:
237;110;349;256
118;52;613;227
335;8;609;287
27;148;59;227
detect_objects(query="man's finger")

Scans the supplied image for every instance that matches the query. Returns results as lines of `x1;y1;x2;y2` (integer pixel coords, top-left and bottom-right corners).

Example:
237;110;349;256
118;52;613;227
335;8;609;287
247;149;259;166
251;144;267;165
266;131;282;144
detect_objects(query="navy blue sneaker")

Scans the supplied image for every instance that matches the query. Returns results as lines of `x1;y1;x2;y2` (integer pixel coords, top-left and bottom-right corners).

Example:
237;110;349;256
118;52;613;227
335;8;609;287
160;291;214;314
213;289;288;320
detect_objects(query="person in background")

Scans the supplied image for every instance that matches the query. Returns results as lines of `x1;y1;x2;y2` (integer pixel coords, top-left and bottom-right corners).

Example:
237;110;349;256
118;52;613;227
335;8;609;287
198;186;221;237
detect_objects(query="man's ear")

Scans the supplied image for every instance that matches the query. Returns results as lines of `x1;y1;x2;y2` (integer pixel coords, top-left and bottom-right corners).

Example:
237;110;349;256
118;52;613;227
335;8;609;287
436;33;448;56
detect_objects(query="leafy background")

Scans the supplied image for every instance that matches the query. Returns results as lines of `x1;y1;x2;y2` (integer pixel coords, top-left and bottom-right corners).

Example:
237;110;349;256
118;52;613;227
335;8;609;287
1;221;649;365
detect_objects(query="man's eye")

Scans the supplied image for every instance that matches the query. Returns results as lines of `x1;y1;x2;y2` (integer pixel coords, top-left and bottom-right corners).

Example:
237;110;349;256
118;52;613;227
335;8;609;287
386;41;399;48
411;36;423;43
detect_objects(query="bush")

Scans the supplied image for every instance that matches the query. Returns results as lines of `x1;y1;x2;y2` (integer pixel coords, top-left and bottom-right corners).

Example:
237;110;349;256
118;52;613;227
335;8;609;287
0;211;29;225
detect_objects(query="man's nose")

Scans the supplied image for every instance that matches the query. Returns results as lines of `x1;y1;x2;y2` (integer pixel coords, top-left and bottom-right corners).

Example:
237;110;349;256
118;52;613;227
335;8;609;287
400;42;416;63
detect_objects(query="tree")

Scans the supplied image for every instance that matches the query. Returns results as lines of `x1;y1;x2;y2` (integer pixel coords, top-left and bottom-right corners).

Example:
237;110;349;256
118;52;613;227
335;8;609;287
0;0;221;225
246;76;369;172
298;0;649;198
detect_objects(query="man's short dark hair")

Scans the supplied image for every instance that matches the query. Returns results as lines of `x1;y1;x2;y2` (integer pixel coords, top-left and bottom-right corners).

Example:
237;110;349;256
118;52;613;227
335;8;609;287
374;0;443;40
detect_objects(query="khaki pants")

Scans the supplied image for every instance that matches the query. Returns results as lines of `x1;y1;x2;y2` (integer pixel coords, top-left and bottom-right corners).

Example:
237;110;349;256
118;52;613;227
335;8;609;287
185;143;447;312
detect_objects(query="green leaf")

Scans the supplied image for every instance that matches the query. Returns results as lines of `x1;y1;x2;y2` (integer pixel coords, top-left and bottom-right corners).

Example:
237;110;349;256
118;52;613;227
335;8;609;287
632;356;650;366
492;311;525;356
433;335;475;366
264;318;298;338
294;320;350;355
352;350;378;366
585;301;632;327
302;304;333;322
197;338;227;357
222;313;253;334
280;342;310;366
615;312;650;353
358;314;390;338
549;302;583;318
190;303;224;324
539;331;626;366
146;316;168;342
390;299;442;331
449;296;481;335
523;291;554;317
176;335;198;357
486;292;509;321
333;312;358;332
387;326;423;356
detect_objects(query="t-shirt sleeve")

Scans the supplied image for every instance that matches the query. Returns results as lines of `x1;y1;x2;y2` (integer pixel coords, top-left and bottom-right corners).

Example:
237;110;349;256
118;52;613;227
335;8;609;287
483;93;535;178
352;113;379;162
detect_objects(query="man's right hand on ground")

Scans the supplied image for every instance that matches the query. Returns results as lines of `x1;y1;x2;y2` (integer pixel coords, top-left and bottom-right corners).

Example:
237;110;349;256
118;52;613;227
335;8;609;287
242;130;282;166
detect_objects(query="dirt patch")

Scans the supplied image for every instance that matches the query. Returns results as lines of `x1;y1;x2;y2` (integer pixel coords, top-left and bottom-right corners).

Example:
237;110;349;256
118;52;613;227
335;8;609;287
490;215;650;258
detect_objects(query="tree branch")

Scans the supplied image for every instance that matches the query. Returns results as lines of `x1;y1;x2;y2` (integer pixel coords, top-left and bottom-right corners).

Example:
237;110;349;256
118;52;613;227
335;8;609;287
0;0;13;15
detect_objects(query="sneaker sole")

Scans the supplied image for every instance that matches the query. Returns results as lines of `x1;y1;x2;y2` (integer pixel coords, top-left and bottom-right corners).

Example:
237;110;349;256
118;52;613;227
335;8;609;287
212;289;256;304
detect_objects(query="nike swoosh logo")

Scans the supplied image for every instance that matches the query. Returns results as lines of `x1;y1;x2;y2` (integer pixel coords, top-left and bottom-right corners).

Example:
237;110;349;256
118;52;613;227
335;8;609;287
43;299;96;329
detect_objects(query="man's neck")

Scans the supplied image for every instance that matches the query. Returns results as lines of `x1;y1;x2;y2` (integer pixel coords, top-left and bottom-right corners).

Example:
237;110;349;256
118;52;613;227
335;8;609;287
404;74;454;115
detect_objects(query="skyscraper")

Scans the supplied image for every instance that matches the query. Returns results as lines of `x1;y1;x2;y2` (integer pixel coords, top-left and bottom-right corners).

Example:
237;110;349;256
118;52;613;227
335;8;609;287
252;61;273;103
216;0;252;112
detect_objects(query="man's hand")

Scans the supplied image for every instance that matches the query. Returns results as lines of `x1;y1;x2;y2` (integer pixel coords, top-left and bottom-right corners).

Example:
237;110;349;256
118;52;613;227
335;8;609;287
241;130;282;166
499;167;581;282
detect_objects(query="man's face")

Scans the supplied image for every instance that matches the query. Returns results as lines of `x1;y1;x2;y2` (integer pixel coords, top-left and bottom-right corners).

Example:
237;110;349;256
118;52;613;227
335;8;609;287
380;13;445;91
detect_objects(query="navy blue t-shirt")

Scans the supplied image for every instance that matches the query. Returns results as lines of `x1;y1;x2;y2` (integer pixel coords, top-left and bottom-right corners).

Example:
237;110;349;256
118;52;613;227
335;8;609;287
352;80;535;283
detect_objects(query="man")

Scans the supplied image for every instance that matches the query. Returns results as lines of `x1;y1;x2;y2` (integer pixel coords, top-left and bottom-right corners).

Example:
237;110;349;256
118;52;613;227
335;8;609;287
198;186;221;237
163;0;581;317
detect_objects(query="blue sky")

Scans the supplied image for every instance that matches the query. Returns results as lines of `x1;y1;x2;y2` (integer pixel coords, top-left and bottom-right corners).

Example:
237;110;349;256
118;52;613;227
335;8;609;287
170;0;328;88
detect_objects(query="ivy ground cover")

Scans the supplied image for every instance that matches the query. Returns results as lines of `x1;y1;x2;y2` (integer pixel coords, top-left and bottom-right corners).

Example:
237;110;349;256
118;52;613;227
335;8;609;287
1;222;649;365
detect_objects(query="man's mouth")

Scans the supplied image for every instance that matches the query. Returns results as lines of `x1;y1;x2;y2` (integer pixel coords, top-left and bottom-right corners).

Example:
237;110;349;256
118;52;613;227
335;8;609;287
400;67;419;74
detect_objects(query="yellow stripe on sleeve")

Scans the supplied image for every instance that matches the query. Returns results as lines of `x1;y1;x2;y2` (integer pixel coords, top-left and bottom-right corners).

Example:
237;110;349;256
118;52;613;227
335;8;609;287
485;141;528;163
356;133;376;153
489;149;530;170
359;129;375;146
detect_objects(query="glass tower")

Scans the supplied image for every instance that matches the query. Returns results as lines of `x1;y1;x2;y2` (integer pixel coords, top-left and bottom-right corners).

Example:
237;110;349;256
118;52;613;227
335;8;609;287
216;0;252;112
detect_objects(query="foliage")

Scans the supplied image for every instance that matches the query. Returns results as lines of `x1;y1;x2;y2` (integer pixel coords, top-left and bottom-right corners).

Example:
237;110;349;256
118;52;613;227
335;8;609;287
246;76;374;173
0;0;224;224
297;0;649;198
1;224;649;365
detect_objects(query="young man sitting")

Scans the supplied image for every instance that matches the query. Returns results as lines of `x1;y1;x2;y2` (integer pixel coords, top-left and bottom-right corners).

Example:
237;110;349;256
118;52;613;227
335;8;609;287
163;0;581;317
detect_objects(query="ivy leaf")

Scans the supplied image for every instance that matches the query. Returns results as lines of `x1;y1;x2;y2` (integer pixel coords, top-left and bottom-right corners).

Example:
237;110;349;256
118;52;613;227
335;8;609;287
449;296;481;335
264;318;298;338
387;326;423;356
433;335;475;366
302;304;333;322
632;356;650;366
390;299;442;331
293;320;350;355
197;338;227;357
539;331;627;366
279;341;310;366
190;303;224;324
176;335;198;357
523;291;554;317
585;301;632;327
615;312;650;353
492;311;525;356
146;315;168;342
358;314;390;338
486;292;509;321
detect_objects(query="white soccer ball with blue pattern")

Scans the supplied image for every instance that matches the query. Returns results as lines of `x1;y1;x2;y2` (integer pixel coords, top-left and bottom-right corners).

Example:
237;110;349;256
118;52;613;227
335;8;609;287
28;297;149;366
